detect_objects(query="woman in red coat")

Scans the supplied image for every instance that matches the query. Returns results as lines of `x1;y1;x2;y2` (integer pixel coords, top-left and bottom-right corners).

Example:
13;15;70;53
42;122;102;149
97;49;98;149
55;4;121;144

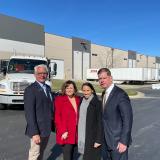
54;80;80;160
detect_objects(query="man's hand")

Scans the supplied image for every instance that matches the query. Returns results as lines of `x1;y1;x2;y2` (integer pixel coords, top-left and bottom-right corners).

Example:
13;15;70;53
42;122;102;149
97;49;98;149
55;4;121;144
117;142;127;153
61;132;68;140
32;135;41;144
94;142;101;148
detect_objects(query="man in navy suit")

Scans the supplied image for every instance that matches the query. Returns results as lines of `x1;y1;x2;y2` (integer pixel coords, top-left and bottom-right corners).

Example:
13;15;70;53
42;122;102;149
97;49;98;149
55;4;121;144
24;64;53;160
97;68;133;160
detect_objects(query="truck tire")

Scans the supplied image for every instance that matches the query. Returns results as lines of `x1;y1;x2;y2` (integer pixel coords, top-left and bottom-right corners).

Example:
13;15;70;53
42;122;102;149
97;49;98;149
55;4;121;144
0;104;8;110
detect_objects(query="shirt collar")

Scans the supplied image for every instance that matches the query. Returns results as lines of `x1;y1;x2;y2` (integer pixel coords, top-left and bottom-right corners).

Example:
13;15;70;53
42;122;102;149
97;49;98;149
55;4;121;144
36;81;45;88
106;83;114;95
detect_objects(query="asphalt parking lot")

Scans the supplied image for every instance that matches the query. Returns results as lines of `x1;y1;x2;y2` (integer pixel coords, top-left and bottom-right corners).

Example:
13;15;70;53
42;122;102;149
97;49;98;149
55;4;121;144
0;85;160;160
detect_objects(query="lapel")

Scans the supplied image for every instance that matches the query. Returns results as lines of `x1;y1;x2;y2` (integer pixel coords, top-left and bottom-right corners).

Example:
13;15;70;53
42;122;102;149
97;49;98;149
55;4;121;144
34;81;47;98
62;95;73;110
33;82;53;115
75;96;80;110
63;95;80;112
87;95;99;112
45;85;53;101
104;85;117;108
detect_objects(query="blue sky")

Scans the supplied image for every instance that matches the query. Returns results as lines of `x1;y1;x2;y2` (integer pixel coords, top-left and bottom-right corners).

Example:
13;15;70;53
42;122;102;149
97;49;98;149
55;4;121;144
0;0;160;57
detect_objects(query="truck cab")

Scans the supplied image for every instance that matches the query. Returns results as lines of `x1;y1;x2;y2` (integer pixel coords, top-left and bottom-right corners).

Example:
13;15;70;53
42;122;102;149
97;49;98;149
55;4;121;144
0;55;54;109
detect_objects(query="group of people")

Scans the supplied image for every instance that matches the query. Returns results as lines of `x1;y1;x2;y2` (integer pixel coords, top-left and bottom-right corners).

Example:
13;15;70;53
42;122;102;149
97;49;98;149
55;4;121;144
24;64;133;160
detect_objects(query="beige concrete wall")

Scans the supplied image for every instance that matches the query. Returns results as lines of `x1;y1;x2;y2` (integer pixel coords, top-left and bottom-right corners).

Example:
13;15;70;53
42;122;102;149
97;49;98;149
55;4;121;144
136;54;156;68
113;49;128;68
45;33;72;79
91;44;113;68
136;54;147;68
91;45;130;68
148;56;156;68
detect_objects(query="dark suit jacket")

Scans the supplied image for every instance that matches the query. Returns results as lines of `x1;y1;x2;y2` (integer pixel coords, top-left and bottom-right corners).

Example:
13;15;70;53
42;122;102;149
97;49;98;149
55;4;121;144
83;95;103;160
102;85;133;150
24;81;53;138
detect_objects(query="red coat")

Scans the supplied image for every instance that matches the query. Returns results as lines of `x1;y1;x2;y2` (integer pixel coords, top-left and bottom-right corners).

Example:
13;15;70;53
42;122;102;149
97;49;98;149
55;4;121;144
54;95;80;145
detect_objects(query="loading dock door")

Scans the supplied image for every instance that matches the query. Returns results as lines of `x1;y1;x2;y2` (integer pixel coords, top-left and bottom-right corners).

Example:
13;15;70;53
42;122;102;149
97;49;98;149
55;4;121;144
128;59;133;68
83;52;90;80
73;51;82;80
73;51;90;80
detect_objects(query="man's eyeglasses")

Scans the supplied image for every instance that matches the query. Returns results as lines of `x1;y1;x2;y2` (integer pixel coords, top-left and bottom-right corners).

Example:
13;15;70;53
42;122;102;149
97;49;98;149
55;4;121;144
36;72;48;76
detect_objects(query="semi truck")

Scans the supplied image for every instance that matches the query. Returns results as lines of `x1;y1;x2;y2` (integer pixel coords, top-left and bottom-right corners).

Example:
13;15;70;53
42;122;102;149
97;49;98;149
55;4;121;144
86;68;160;84
110;68;160;84
0;55;57;109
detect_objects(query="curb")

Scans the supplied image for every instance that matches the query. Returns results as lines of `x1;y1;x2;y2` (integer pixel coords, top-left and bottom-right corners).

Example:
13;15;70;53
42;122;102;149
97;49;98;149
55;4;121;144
129;91;145;99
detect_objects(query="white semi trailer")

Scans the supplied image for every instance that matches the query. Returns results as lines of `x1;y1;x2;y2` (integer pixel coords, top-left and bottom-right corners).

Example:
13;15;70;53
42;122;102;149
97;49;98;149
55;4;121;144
110;68;160;83
86;68;160;84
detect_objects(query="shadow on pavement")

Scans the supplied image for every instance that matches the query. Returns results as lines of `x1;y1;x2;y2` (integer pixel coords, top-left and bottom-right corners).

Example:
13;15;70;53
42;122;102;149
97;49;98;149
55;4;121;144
47;144;62;160
0;104;24;110
47;144;81;160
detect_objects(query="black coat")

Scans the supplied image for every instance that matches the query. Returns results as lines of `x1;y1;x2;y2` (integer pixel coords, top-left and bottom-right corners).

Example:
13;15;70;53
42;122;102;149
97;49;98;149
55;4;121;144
102;85;133;150
82;95;103;160
24;81;53;138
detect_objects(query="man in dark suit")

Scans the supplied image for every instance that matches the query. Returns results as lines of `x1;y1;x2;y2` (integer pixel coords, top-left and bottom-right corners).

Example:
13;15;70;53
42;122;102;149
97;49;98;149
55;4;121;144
97;68;133;160
24;64;53;160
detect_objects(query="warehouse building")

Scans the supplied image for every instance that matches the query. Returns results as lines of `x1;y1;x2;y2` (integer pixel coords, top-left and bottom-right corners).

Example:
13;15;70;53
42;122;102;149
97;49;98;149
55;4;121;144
0;13;160;80
0;14;45;58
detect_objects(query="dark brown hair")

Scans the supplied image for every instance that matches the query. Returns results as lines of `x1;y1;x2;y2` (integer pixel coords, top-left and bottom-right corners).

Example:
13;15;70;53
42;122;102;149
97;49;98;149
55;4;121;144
81;82;97;96
61;80;78;95
97;68;111;76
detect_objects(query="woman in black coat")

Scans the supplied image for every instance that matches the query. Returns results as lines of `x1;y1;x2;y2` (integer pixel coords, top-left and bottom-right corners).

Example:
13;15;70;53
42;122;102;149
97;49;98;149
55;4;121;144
78;82;103;160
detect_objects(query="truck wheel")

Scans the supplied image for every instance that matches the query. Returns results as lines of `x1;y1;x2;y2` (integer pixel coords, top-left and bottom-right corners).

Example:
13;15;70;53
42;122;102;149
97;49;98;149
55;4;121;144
0;104;8;110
